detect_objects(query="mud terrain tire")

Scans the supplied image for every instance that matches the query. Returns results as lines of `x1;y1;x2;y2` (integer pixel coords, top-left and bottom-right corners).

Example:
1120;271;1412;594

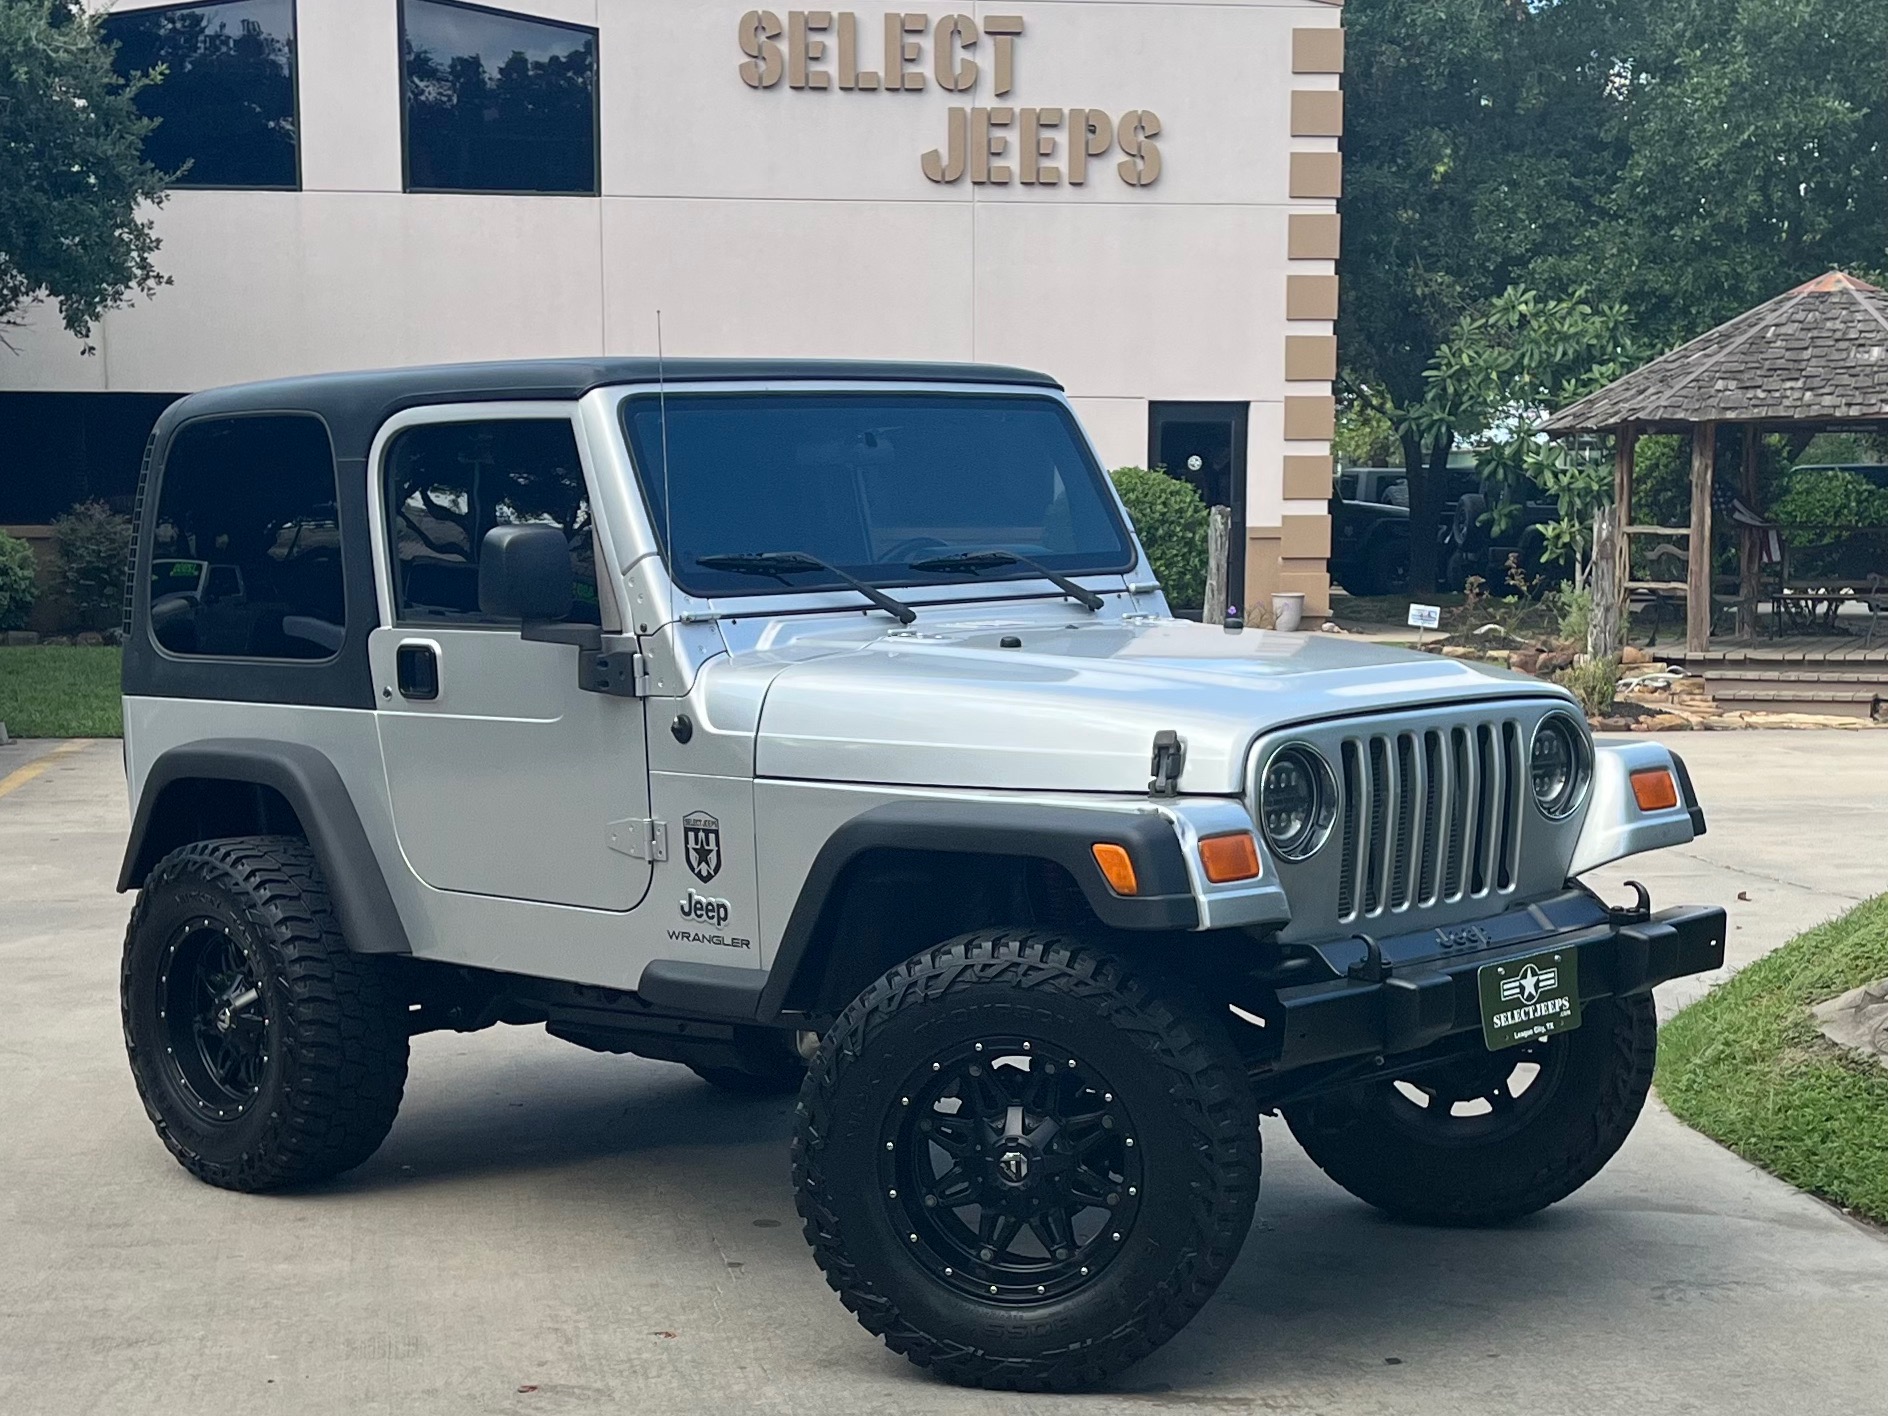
1284;992;1657;1226
793;931;1260;1391
122;836;409;1191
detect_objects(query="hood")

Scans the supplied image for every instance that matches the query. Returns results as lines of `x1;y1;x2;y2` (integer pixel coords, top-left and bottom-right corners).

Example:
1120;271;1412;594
742;617;1568;793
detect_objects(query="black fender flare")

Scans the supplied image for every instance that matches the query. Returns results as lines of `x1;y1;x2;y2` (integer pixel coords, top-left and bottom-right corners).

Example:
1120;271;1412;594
744;798;1199;1023
118;738;411;955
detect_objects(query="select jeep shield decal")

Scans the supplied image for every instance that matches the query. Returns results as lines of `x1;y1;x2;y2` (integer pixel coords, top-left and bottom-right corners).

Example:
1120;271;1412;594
683;811;722;883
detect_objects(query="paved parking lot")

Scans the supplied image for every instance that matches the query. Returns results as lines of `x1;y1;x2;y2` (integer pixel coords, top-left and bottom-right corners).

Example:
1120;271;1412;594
4;733;1887;1415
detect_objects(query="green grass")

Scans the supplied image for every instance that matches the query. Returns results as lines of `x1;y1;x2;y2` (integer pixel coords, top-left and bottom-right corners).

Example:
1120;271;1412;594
1658;894;1888;1226
0;646;123;738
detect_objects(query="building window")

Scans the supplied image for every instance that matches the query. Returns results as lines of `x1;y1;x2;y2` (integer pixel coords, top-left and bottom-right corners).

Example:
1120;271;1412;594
401;0;599;195
102;0;299;190
383;419;601;625
149;416;344;660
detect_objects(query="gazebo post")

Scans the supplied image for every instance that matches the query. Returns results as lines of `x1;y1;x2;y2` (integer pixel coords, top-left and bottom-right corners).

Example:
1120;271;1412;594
1687;421;1716;654
1593;422;1636;659
1738;426;1762;638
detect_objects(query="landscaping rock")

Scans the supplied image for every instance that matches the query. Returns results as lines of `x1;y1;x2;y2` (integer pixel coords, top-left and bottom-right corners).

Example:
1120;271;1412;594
1632;713;1694;731
3;631;39;647
39;635;72;647
1537;649;1577;674
1812;978;1888;1072
1441;645;1479;659
75;632;104;647
1511;649;1541;674
1621;644;1651;665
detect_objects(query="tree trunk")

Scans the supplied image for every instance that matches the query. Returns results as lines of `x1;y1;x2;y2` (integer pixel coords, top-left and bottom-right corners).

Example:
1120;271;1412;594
1590;503;1621;660
1203;505;1231;626
1687;422;1717;654
1401;426;1447;596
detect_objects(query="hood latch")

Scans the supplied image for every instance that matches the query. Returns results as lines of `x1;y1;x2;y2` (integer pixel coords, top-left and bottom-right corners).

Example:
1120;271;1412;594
1148;730;1186;797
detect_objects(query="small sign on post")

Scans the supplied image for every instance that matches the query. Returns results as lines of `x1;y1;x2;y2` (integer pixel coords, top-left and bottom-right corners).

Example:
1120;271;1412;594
1407;602;1441;649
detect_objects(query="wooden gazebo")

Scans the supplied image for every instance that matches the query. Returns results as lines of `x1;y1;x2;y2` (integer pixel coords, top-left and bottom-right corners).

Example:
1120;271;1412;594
1545;271;1888;657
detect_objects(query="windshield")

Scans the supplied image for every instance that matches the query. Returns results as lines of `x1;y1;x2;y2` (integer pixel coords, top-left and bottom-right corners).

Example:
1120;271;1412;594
620;391;1136;598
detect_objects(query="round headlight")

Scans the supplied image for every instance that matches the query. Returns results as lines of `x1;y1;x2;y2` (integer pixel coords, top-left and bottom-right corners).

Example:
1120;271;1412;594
1530;714;1588;819
1259;745;1337;861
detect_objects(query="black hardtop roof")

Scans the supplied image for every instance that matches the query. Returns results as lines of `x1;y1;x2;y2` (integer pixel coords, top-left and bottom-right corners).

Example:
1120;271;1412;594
167;356;1062;427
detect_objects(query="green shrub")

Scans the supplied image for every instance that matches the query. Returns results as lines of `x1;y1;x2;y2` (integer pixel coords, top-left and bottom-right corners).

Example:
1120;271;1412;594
1110;466;1208;614
52;500;134;632
1771;466;1888;540
1555;655;1618;717
0;530;37;631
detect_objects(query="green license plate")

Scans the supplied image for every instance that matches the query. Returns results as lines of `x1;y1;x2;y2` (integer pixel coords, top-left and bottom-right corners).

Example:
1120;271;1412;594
1477;948;1582;1050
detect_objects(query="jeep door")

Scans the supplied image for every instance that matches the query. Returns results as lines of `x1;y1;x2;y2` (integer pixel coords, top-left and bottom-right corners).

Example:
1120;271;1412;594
367;406;652;912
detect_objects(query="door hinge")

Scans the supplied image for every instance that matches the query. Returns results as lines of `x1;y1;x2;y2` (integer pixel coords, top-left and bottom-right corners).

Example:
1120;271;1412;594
580;642;650;698
607;817;667;861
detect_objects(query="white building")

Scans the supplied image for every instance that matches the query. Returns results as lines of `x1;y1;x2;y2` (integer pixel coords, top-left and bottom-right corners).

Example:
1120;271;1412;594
4;0;1345;618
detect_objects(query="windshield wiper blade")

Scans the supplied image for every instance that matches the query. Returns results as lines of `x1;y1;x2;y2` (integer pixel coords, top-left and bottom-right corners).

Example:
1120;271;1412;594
908;549;1105;612
694;551;916;625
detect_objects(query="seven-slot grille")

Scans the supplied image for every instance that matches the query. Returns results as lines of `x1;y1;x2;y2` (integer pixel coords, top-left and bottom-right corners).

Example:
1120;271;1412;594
1334;720;1525;921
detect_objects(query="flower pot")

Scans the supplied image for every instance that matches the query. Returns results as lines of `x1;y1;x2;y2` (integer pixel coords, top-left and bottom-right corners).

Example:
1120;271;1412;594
1271;592;1306;633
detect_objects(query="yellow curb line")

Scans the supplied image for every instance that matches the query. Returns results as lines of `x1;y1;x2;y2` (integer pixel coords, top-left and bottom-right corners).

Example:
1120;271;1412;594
0;739;92;801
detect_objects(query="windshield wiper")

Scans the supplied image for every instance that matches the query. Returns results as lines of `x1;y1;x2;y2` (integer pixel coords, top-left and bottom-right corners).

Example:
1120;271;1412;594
908;549;1105;612
694;551;917;625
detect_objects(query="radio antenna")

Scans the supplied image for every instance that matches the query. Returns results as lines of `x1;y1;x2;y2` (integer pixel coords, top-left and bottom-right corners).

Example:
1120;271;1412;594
655;309;674;562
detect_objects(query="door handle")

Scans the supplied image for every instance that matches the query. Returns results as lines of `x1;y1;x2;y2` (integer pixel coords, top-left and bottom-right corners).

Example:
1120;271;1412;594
395;641;440;701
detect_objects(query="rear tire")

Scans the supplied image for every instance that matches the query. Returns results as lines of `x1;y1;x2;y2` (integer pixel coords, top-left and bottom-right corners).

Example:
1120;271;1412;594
793;931;1260;1391
121;836;409;1192
1283;992;1656;1226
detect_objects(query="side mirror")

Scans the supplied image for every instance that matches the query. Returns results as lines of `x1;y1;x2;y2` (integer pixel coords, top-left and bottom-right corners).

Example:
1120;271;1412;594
478;524;572;622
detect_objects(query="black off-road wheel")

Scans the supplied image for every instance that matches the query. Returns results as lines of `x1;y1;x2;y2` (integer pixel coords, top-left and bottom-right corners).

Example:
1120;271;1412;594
792;931;1261;1391
1283;992;1657;1226
121;836;410;1192
689;1026;809;1097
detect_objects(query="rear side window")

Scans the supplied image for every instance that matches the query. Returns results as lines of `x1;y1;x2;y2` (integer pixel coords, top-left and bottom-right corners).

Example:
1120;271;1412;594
383;418;600;625
149;415;345;660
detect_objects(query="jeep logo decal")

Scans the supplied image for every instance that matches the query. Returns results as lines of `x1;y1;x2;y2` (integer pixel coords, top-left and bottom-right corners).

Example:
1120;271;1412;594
679;889;731;929
683;811;722;883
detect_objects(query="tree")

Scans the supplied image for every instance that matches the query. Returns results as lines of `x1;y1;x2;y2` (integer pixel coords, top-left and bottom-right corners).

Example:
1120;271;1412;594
0;1;168;345
1417;288;1641;592
1339;0;1626;592
1570;0;1888;351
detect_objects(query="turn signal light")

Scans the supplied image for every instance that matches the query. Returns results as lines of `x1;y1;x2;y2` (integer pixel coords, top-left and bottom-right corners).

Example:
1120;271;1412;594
1091;843;1139;896
1198;831;1263;884
1630;768;1679;811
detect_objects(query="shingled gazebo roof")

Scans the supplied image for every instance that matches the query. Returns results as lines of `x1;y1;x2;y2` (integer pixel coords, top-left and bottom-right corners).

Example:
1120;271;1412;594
1544;271;1888;433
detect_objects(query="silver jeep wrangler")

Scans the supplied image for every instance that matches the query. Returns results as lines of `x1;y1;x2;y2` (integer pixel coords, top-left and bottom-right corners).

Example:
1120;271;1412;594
118;359;1725;1391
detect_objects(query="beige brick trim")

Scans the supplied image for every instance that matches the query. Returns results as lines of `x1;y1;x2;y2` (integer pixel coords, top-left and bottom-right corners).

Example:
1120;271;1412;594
1285;334;1338;382
1283;395;1335;441
1281;515;1332;560
1288;151;1343;199
1286;212;1341;260
1286;273;1339;321
1283;454;1334;500
1291;27;1345;74
1290;89;1344;137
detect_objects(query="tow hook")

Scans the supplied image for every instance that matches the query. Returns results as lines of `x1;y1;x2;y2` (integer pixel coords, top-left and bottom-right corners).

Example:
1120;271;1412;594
1608;880;1654;927
1346;933;1388;983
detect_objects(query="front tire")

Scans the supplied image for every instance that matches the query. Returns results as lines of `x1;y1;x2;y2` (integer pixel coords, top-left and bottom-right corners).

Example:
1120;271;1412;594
1283;992;1656;1226
121;836;409;1191
793;931;1260;1391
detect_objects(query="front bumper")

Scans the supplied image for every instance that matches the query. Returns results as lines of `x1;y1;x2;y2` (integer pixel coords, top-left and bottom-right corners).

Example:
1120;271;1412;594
1267;889;1727;1070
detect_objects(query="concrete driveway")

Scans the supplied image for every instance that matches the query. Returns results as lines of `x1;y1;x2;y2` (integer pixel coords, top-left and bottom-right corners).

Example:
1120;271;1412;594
3;733;1886;1416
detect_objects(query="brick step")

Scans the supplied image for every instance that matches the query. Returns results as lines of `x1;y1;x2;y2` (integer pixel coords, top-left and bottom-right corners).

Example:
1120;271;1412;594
1705;687;1881;719
1697;669;1888;686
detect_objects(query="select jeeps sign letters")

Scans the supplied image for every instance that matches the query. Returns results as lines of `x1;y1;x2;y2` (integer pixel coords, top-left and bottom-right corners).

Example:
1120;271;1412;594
736;11;1163;186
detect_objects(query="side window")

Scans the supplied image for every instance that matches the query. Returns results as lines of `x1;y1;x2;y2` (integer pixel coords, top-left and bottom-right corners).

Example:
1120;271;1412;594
149;415;344;659
383;419;600;626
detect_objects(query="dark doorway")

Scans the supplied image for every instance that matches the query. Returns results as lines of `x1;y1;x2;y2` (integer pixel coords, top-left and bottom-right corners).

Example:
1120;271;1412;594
1149;401;1248;620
